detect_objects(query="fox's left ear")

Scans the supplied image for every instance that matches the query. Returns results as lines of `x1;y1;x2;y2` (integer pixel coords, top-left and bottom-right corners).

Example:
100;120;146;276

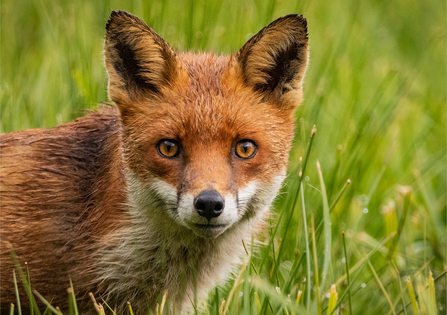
226;14;309;110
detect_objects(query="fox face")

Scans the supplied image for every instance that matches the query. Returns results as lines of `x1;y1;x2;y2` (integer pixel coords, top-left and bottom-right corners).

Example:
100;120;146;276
104;11;308;239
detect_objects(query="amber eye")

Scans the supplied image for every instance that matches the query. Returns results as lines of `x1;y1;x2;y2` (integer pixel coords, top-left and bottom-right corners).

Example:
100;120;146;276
235;140;257;159
157;139;180;158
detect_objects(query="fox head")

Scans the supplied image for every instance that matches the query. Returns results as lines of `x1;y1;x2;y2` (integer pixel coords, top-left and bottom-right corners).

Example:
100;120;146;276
104;11;308;239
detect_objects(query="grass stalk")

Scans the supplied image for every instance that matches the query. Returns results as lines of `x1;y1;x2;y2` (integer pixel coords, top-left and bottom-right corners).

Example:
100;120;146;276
311;215;321;315
127;302;135;315
315;179;351;235
367;261;396;315
329;179;351;211
342;232;352;315
222;261;247;315
33;290;63;315
316;160;331;286
8;246;41;315
326;285;337;315
300;181;311;310
390;262;407;315
328;232;397;315
406;278;419;315
13;270;22;315
428;271;437;315
386;187;411;261
268;125;316;279
69;279;79;315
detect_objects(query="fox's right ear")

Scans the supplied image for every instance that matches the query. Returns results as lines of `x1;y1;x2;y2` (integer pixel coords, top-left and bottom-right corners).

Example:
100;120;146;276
104;10;184;110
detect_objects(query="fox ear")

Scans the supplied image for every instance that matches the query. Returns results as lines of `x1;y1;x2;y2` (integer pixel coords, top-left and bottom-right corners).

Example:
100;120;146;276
229;14;309;109
104;10;182;107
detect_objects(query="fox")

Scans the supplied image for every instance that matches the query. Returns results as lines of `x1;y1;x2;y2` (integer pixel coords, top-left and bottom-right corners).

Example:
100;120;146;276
0;10;309;314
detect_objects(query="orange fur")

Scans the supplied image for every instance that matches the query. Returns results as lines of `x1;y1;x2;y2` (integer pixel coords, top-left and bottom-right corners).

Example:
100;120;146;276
0;10;308;314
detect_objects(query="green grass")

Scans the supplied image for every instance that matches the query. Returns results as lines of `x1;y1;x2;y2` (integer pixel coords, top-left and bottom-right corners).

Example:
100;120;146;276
1;0;446;314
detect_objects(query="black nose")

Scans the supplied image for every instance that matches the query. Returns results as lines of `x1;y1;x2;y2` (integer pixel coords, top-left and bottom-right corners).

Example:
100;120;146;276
194;190;225;221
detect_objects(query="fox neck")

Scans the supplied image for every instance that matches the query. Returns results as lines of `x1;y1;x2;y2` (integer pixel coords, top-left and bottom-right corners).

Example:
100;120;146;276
93;169;282;313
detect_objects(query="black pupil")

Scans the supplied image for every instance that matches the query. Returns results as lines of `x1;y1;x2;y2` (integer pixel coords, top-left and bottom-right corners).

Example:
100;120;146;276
242;142;251;153
164;141;175;152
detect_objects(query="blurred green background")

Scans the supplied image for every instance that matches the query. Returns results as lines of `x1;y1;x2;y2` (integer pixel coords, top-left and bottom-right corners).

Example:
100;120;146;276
1;0;446;314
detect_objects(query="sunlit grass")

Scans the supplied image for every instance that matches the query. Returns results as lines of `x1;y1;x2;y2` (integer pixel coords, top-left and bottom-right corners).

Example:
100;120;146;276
1;0;446;314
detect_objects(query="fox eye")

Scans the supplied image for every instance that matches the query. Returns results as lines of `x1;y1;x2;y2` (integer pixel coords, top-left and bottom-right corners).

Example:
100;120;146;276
235;140;257;159
157;139;179;158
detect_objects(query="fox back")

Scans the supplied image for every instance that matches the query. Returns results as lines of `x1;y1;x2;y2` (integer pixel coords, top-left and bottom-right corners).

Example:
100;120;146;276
0;10;308;314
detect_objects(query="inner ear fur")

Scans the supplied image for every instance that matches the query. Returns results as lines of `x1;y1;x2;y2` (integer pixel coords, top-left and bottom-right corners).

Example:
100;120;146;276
229;14;309;109
104;10;183;107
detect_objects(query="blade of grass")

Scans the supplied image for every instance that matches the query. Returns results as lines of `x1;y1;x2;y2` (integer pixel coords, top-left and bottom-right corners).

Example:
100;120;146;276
386;187;411;261
33;290;63;315
69;279;79;315
367;161;388;204
342;232;352;315
242;240;259;275
24;262;35;315
159;290;168;315
413;170;441;250
338;265;388;306
406;278;419;315
127;302;134;315
243;236;255;315
390;262;407;315
273;287;290;315
222;260;247;315
329;179;351;211
300;180;311;310
68;288;75;315
327;232;397;315
326;285;337;315
311;215;322;315
367;260;396;315
317;160;331;286
428;271;437;315
254;292;262;314
283;252;306;299
218;298;225;315
42;298;54;315
9;303;14;315
296;290;302;306
8;245;41;315
100;297;117;315
89;292;102;315
267;125;316;279
315;179;351;235
326;231;396;291
13;270;22;315
252;278;310;315
393;259;433;315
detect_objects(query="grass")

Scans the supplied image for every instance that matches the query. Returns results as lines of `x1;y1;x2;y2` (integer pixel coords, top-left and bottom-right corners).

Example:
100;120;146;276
1;0;446;314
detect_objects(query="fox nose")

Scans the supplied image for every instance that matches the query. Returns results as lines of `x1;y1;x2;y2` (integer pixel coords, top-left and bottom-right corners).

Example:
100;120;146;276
194;190;225;221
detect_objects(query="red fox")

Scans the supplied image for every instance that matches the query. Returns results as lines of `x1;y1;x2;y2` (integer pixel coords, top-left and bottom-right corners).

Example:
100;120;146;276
0;10;308;314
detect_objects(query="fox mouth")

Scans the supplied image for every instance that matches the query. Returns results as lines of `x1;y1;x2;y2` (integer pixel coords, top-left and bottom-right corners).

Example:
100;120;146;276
192;223;228;238
194;223;226;228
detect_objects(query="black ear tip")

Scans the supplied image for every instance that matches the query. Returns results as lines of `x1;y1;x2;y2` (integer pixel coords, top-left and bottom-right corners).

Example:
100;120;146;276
274;14;308;39
287;14;307;29
106;10;138;31
294;14;307;29
110;10;134;18
282;13;307;23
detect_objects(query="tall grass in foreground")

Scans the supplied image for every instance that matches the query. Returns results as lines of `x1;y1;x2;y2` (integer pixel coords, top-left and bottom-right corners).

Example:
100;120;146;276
1;0;446;314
